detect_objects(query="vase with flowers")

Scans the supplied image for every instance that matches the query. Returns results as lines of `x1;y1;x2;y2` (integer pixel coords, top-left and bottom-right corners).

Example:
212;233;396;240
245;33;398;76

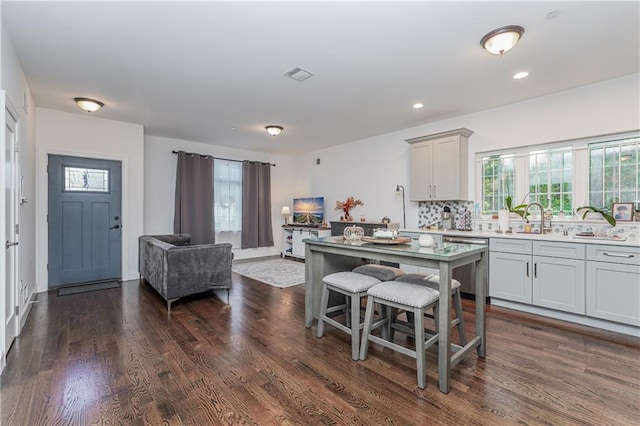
335;196;364;222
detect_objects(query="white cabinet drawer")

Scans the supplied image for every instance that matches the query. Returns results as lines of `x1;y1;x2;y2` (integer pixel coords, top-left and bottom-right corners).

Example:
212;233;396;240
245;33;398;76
533;241;585;260
490;238;532;255
586;245;640;266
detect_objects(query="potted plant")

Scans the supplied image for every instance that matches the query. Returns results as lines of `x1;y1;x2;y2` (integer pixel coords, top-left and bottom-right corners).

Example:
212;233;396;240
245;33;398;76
575;206;616;226
504;195;529;218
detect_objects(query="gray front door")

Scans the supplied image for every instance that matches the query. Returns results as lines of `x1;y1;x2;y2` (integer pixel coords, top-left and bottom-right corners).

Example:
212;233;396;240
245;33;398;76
48;155;122;287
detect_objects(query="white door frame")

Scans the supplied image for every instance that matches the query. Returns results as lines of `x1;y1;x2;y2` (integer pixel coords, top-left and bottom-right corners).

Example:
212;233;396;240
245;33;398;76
1;92;21;372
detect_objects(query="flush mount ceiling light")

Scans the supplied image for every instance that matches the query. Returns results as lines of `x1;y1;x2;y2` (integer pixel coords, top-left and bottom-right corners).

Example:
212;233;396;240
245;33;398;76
74;97;104;113
412;103;424;109
480;25;525;55
513;71;529;79
265;125;284;136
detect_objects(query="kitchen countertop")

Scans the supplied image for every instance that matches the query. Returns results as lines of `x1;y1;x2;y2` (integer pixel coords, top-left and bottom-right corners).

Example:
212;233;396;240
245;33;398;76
400;228;640;247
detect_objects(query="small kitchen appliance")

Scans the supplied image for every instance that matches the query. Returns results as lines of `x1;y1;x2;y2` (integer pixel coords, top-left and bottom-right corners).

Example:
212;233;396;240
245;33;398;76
442;206;454;230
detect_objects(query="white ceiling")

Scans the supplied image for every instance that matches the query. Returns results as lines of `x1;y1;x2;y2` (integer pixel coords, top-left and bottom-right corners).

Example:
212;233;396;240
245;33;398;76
3;1;639;154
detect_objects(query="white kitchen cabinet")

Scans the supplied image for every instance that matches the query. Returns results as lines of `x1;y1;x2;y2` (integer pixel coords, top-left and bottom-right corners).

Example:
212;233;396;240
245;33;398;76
405;128;473;201
533;256;585;314
490;239;586;314
490;251;532;303
282;227;331;260
585;244;640;326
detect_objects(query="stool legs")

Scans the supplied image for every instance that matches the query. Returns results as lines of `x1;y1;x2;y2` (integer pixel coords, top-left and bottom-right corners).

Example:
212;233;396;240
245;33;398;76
350;293;361;360
316;283;331;338
414;306;426;389
359;297;376;360
452;289;467;345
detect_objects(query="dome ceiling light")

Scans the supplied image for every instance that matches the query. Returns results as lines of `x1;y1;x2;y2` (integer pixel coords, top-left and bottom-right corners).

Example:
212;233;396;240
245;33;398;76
480;25;525;55
265;125;284;136
74;97;104;113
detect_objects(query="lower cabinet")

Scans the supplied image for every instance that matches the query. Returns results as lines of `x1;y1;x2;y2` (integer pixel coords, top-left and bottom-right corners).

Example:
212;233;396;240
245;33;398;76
490;251;531;304
585;244;640;327
490;239;640;332
533;256;585;314
282;227;331;260
490;239;585;314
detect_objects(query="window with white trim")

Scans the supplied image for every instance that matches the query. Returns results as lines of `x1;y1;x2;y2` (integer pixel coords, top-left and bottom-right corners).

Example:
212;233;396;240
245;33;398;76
476;131;639;216
528;147;572;214
481;155;514;215
214;159;242;247
589;137;639;207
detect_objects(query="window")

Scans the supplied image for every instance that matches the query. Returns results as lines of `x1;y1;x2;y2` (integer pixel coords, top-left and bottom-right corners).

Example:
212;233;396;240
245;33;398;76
477;131;639;216
589;137;639;209
214;159;242;246
481;155;514;215
529;147;572;213
64;166;109;192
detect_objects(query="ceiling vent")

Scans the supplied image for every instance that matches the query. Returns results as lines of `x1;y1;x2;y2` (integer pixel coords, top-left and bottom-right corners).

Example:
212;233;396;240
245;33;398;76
283;66;314;82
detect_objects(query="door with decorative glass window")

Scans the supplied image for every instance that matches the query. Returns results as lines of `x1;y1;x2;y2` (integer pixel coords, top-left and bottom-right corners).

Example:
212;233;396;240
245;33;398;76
48;155;122;287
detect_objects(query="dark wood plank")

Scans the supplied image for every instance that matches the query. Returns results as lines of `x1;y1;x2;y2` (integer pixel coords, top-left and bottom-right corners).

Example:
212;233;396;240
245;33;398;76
1;273;639;425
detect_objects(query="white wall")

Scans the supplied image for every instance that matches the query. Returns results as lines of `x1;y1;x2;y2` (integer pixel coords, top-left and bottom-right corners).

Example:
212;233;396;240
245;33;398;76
144;135;301;260
301;74;640;228
1;23;37;370
35;108;144;292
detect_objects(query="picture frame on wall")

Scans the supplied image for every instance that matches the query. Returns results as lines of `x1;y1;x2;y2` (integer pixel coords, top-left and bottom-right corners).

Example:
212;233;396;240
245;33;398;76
612;202;633;221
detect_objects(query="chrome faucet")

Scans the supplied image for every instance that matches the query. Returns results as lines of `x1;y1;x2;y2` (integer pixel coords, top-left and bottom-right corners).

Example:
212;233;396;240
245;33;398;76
523;202;552;234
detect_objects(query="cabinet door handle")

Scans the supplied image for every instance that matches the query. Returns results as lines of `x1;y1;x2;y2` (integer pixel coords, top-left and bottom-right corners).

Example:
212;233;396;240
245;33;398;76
534;263;537;278
433;184;436;198
603;252;634;258
526;262;529;277
428;184;432;198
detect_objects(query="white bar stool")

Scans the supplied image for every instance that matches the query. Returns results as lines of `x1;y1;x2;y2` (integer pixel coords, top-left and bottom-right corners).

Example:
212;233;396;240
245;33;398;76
359;281;440;389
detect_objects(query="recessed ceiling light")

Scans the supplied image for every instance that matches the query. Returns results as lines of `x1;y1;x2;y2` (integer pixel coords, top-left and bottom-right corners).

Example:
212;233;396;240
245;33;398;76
413;103;424;109
545;10;561;20
513;71;529;79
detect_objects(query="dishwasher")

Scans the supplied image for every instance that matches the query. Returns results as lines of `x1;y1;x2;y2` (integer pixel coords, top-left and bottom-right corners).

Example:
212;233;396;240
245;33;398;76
442;235;490;303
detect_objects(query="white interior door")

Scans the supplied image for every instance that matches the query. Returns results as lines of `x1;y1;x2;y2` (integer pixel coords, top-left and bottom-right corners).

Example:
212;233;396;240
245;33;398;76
4;103;19;354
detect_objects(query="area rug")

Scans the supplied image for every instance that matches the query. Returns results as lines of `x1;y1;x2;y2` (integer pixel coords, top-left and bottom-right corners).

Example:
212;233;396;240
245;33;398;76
57;280;121;296
232;258;305;288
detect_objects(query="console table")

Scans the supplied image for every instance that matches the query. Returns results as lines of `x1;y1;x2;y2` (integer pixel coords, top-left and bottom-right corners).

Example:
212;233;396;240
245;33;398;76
303;236;487;394
330;221;398;237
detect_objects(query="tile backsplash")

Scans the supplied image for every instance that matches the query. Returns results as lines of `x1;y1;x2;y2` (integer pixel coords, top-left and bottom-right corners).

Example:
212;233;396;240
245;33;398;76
418;201;474;228
417;201;639;240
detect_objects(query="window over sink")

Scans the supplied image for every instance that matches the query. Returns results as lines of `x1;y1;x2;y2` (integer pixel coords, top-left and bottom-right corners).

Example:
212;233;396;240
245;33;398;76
477;131;639;216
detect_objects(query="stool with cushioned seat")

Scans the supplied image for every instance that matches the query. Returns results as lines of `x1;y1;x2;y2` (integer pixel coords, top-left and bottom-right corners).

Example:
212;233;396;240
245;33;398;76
359;280;441;389
316;271;382;360
394;273;467;345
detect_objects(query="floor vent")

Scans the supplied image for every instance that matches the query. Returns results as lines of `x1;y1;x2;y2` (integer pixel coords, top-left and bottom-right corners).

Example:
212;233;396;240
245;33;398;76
283;66;314;82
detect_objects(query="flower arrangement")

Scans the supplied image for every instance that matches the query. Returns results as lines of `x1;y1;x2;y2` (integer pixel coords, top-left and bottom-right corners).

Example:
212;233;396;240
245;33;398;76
335;196;364;221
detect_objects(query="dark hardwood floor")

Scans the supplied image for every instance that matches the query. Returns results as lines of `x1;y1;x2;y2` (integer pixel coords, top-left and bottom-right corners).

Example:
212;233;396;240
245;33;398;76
1;273;639;425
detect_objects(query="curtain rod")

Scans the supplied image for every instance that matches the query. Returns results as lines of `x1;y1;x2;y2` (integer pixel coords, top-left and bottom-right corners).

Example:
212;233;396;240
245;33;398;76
171;150;275;167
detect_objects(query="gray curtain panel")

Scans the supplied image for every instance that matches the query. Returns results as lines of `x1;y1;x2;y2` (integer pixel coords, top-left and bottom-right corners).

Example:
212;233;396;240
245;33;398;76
173;151;215;245
241;161;274;248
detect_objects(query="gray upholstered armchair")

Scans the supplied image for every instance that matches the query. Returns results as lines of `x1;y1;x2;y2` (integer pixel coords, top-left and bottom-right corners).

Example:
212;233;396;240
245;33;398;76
138;234;233;312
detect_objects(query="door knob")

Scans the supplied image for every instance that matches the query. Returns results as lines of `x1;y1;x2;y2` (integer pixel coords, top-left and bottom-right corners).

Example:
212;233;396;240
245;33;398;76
5;241;18;248
110;224;120;230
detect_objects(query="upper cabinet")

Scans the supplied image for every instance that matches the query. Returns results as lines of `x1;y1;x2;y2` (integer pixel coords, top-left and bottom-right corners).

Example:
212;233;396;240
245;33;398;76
406;128;473;201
